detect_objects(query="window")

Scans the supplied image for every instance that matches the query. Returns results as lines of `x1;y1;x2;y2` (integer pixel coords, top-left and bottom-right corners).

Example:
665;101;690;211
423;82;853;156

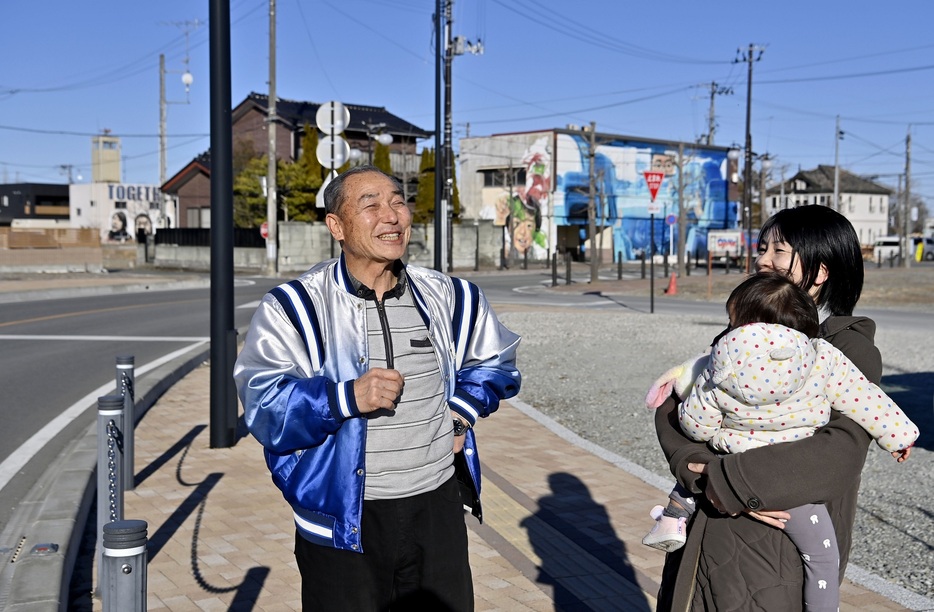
869;197;875;214
150;201;161;210
76;208;82;216
819;195;826;204
481;168;526;188
115;201;127;209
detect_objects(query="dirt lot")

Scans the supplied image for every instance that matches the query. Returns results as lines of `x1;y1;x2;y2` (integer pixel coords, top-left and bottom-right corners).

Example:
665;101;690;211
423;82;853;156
550;262;934;313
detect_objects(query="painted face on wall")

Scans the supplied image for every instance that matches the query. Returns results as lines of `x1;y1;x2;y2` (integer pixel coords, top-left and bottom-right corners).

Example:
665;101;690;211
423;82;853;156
511;217;536;253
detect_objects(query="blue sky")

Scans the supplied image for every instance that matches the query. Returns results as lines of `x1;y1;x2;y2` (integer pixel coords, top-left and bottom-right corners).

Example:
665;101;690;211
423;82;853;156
2;0;933;202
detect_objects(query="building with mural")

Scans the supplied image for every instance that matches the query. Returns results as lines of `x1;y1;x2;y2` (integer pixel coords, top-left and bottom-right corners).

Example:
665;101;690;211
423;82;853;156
459;128;739;261
69;182;172;243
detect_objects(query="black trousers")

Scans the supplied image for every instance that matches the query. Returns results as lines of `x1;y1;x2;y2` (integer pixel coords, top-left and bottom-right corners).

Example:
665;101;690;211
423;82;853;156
295;477;474;611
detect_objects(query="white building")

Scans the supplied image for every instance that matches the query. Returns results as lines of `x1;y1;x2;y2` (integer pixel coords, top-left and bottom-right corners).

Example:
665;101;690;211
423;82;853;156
69;183;175;243
764;165;891;246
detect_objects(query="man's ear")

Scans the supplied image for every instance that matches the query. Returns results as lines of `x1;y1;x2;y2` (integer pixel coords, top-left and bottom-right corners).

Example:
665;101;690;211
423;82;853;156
325;213;344;242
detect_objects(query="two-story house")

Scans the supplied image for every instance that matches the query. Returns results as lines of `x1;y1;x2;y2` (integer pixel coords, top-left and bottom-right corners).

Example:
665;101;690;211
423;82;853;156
764;165;891;246
162;92;431;228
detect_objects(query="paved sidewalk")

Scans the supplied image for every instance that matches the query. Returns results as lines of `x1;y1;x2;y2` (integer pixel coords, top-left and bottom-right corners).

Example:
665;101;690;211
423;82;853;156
80;361;910;611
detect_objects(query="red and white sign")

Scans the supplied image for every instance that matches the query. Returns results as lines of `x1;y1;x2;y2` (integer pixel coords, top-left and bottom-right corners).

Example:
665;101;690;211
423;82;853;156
260;221;269;239
643;171;665;202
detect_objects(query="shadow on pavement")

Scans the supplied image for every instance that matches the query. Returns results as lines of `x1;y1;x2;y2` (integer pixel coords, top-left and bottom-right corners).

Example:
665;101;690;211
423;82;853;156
521;472;651;612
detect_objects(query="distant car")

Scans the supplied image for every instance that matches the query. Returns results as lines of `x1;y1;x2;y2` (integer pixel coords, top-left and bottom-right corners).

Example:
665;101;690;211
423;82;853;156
873;236;901;261
912;236;934;261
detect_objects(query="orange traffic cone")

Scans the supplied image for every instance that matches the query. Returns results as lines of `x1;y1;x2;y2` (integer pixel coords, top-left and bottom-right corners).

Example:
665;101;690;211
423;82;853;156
664;272;678;295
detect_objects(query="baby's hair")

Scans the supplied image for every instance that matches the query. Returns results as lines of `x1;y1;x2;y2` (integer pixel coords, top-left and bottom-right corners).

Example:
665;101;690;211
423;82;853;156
726;273;820;338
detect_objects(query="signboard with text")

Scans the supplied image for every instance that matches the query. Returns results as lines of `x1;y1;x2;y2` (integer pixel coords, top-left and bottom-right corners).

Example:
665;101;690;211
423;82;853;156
643;171;664;214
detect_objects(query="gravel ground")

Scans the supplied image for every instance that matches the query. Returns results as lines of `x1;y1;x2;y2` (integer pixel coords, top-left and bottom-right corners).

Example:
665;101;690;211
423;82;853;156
496;268;934;600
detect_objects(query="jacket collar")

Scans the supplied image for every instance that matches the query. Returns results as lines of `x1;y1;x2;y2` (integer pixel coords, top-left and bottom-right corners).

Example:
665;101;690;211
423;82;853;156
333;254;406;299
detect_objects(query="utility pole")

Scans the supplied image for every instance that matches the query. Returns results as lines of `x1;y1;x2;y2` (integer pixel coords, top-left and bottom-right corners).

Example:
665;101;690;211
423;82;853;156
433;0;444;272
705;82;732;145
158;21;197;228
903;127;912;268
159;54;167;209
833;115;841;211
677;143;686;272
587;122;598;283
736;44;764;273
265;0;278;276
441;0;453;272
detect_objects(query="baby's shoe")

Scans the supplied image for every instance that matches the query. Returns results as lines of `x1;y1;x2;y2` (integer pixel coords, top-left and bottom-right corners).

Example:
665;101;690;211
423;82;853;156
642;505;687;552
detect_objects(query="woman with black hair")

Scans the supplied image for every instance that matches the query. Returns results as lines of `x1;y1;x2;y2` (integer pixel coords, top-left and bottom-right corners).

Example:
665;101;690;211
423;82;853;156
654;206;886;611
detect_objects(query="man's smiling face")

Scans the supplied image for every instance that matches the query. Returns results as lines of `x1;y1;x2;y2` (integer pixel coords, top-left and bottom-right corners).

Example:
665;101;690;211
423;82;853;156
327;171;411;269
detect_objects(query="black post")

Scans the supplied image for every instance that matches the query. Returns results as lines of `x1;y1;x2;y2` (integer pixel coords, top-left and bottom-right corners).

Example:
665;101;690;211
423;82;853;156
617;251;622;280
551;252;557;287
209;0;236;448
565;252;572;286
523;248;528;270
650;213;655;314
725;251;732;274
474;225;479;271
640;250;646;279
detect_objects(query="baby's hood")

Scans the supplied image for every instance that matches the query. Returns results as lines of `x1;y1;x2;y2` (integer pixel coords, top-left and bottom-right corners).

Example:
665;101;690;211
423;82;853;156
709;322;817;406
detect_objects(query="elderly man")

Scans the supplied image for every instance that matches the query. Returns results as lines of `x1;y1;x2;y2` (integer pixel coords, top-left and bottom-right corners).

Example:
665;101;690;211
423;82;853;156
234;165;521;610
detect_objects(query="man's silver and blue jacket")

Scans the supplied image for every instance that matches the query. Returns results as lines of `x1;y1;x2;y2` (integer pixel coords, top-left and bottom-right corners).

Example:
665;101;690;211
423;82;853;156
233;255;521;553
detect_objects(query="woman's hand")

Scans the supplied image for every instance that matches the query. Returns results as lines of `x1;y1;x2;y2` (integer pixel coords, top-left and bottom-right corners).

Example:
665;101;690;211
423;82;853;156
687;462;735;516
688;462;790;528
746;509;790;529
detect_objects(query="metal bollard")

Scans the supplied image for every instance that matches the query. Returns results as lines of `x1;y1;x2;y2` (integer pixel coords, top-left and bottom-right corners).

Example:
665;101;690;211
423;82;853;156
523;248;528;270
551;252;558;287
97;394;125;573
565;253;572;286
116;356;135;492
102;520;148;612
663;252;669;278
617;251;623;280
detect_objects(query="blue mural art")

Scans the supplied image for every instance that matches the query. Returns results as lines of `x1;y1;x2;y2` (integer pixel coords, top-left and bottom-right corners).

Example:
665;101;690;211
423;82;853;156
552;133;739;261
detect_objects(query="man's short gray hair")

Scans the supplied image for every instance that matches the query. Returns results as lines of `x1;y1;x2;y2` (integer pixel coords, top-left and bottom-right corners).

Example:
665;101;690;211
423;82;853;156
322;165;404;216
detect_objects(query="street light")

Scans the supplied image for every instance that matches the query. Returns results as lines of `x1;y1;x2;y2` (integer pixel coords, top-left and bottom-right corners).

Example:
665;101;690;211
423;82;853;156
351;122;394;165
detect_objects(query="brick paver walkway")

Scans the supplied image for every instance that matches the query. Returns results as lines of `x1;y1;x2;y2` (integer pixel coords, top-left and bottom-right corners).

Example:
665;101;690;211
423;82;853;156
90;362;909;611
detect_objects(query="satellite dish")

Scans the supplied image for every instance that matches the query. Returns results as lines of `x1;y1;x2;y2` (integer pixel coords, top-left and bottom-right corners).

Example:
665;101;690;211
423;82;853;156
316;101;350;135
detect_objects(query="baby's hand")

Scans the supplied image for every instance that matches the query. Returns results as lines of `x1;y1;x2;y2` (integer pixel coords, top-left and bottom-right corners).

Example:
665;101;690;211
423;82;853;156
892;447;912;463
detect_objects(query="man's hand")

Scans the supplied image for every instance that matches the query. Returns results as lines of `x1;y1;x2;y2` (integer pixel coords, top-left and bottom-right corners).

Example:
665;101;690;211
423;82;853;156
353;368;404;414
688;462;790;528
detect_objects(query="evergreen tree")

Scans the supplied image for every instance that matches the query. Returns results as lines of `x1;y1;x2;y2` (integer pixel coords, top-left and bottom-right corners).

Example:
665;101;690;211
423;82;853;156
279;124;324;222
414;148;435;224
373;141;393;175
232;155;267;228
